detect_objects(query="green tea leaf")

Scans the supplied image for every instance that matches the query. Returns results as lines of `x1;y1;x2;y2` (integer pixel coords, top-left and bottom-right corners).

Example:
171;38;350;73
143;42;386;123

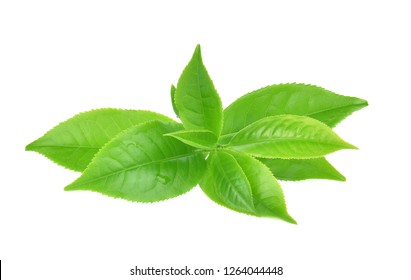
228;115;356;159
201;150;296;223
201;151;255;214
170;84;179;117
65;121;206;202
164;129;218;150
26;109;173;171
221;83;368;143
259;157;346;181
231;151;296;223
175;45;223;137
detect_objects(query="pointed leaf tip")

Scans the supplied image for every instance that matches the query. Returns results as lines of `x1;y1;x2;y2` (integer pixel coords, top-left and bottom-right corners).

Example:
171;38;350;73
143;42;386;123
259;157;347;182
286;215;298;225
344;142;359;150
337;174;347;182
25;142;33;151
64;184;75;191
25;141;42;152
194;44;202;58
64;183;86;192
26;139;43;151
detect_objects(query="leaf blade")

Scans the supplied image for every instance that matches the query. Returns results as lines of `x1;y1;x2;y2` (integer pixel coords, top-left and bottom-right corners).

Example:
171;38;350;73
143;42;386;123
175;45;223;136
200;151;255;214
229;151;296;223
26;109;173;171
221;83;368;143
200;150;295;223
65;121;206;202
258;157;346;181
228;115;356;159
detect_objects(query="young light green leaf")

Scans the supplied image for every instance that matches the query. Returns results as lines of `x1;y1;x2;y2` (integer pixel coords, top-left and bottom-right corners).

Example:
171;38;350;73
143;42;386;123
258;157;346;181
230;151;296;223
26;109;173;171
200;151;255;214
201;150;296;223
65;121;206;202
175;45;223;137
228;115;356;159
221;83;368;143
164;129;218;150
170;84;179;117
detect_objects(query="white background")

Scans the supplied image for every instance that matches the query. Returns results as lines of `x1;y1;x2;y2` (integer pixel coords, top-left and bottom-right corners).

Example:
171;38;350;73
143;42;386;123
1;1;410;279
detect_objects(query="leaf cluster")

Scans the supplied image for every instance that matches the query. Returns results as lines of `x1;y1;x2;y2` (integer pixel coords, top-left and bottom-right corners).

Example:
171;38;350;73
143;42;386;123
26;45;368;223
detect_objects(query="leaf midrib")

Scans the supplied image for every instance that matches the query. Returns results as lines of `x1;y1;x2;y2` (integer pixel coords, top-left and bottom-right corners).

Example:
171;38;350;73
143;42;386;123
229;137;347;148
196;56;207;129
71;151;201;187
305;103;366;118
213;152;254;212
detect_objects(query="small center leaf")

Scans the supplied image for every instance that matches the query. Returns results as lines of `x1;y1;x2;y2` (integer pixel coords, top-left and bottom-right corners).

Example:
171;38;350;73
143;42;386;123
164;129;218;150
